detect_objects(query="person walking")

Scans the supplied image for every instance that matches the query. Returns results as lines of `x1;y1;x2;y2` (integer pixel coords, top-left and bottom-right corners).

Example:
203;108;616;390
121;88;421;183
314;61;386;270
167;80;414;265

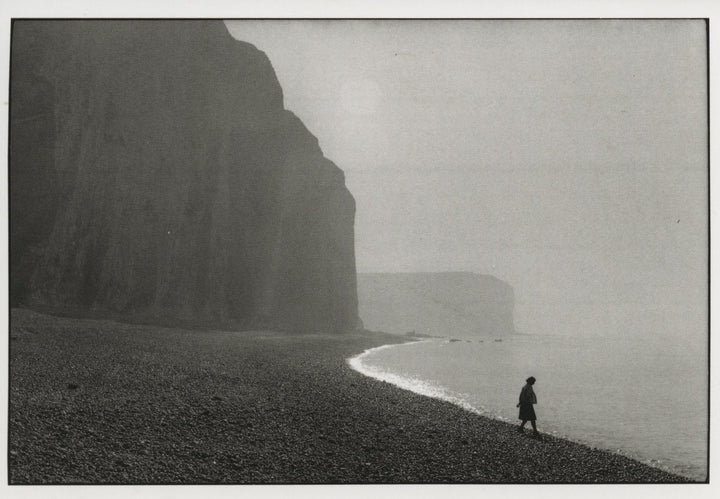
517;376;539;438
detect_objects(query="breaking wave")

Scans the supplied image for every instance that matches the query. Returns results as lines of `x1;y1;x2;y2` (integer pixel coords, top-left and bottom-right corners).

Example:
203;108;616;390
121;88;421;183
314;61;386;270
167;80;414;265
347;340;489;417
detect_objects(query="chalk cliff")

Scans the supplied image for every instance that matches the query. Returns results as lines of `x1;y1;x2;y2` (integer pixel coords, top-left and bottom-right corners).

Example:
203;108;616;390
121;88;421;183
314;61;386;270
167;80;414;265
358;272;515;338
10;20;358;333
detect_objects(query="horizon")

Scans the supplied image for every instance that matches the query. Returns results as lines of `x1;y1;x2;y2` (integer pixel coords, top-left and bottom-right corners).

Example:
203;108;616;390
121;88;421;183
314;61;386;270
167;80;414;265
4;16;711;489
225;20;707;339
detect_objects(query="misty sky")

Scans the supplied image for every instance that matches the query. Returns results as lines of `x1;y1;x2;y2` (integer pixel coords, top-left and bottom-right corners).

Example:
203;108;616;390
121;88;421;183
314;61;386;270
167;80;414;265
225;20;707;339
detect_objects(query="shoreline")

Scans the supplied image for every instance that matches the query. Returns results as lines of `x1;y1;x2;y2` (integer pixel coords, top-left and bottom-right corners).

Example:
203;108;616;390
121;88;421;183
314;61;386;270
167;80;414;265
9;308;697;484
347;340;703;481
348;341;486;417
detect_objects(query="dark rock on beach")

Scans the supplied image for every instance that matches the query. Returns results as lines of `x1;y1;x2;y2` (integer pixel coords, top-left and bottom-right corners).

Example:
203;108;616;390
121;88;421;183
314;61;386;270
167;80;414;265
9;309;692;484
10;20;357;334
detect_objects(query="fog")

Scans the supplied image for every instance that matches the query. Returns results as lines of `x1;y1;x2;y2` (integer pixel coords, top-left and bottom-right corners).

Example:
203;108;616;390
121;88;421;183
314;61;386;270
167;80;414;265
225;20;707;340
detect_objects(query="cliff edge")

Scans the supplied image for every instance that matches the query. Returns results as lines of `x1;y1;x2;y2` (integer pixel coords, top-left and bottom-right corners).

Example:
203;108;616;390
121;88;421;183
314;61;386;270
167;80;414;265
358;272;515;338
10;20;358;333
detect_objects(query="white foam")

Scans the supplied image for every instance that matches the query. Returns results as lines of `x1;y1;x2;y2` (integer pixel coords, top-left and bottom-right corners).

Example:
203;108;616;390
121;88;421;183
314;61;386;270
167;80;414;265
347;340;485;416
348;338;703;481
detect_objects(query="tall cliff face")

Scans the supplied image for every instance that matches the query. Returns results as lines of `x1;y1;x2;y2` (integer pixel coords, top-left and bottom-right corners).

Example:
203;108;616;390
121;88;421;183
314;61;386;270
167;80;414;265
10;21;358;333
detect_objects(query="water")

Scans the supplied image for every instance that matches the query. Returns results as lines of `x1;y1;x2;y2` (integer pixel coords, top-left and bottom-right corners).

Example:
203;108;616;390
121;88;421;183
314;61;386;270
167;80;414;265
349;334;708;481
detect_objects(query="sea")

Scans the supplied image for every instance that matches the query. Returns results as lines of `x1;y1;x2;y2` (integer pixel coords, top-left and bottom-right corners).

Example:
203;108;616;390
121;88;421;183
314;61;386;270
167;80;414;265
348;333;708;481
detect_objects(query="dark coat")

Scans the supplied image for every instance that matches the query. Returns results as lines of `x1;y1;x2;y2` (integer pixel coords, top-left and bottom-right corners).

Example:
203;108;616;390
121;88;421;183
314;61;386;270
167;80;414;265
518;383;537;421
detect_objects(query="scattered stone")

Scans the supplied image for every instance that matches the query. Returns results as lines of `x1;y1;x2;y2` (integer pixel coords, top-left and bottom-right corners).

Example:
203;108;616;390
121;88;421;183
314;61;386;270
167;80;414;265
8;308;695;484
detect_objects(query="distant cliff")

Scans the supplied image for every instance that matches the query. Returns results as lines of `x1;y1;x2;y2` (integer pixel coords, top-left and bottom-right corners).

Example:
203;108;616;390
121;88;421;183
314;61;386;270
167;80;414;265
10;20;358;333
357;272;515;338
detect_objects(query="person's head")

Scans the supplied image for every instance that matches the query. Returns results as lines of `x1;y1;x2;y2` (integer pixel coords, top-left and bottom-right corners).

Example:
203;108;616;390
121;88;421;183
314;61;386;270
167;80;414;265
526;376;536;385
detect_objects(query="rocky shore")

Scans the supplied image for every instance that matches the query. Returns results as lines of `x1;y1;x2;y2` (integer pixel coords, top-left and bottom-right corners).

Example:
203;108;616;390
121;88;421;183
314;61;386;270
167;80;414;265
9;308;693;484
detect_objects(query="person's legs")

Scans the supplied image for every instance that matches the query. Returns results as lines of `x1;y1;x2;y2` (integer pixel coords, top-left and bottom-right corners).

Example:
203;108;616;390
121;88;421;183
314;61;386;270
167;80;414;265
518;420;526;433
531;421;538;435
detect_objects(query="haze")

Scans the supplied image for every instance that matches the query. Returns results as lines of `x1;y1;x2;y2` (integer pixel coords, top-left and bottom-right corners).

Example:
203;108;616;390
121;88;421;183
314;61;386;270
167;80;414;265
225;20;707;341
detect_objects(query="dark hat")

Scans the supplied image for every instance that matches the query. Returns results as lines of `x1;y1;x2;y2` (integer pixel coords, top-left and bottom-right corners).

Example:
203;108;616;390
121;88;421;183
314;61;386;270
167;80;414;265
526;376;536;383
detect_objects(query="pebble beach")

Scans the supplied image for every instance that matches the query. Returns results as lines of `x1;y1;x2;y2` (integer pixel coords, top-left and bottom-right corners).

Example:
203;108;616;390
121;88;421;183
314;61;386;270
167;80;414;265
8;308;694;484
